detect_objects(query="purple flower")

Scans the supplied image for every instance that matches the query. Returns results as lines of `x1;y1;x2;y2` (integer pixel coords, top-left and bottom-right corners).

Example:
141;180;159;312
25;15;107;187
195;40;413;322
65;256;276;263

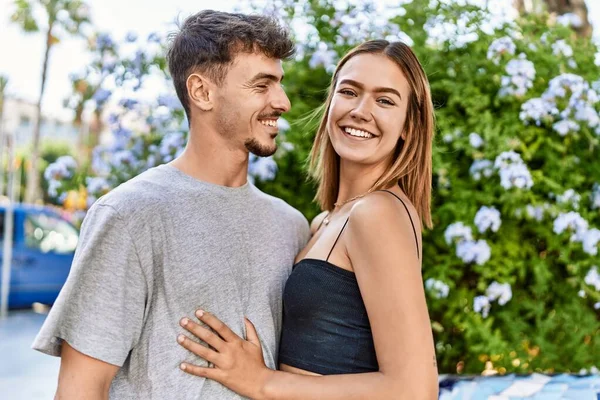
92;89;111;105
473;296;491;318
248;155;278;182
159;132;186;162
108;113;120;125
125;32;138;43
147;32;161;43
309;42;338;72
474;206;502;233
444;222;473;245
456;239;491;265
86;177;111;196
469;132;484;148
158;94;183;111
111;150;137;168
96;33;114;51
44;156;77;181
119;98;138;109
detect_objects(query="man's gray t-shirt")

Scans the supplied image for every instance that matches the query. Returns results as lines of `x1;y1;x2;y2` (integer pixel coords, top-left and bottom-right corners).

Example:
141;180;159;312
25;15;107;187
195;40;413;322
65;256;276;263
33;164;310;399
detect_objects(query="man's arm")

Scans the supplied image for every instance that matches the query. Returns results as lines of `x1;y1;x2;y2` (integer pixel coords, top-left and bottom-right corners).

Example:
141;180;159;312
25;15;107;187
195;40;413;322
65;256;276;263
55;342;119;400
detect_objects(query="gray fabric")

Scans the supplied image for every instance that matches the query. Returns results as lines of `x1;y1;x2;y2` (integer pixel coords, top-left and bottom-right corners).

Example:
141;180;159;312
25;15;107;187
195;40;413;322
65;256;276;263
32;164;310;399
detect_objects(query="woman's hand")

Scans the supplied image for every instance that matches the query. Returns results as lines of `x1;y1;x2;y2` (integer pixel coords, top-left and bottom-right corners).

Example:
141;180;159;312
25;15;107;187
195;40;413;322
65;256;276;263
177;310;273;400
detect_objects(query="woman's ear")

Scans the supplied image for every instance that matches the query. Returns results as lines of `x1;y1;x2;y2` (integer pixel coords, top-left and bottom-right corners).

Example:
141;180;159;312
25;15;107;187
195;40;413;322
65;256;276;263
187;73;214;111
399;128;407;141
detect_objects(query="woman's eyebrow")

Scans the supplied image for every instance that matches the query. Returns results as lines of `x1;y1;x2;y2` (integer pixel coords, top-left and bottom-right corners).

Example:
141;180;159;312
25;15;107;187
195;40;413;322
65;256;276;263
339;78;402;100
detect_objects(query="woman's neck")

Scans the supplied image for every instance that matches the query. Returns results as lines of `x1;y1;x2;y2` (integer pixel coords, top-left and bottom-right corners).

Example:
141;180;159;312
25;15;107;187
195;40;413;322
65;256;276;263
336;159;389;205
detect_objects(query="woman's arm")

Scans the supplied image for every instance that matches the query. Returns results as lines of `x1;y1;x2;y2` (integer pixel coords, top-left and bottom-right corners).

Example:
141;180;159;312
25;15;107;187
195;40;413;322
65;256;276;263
177;193;438;400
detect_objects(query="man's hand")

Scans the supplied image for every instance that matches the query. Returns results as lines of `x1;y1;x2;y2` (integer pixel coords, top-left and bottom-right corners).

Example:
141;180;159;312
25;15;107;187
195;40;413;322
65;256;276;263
55;342;119;400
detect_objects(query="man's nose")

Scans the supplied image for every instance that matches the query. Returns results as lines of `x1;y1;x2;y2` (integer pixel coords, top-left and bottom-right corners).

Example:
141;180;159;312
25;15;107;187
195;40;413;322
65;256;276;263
272;85;291;113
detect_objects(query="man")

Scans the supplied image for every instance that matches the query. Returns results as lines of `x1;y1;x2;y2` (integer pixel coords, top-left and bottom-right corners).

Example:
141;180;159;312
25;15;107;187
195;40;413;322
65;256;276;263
33;10;309;399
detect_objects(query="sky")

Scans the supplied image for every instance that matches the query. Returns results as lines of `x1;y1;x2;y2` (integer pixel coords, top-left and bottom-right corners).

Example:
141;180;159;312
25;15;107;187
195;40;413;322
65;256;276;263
0;0;599;122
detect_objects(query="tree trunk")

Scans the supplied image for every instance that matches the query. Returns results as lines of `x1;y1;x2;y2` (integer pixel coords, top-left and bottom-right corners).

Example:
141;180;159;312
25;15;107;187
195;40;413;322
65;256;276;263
0;78;6;197
0;85;5;133
544;0;592;37
25;21;54;204
515;0;593;37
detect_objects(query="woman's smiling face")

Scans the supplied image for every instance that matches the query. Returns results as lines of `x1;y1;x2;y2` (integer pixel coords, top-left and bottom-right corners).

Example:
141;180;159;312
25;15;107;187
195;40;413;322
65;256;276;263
327;52;412;167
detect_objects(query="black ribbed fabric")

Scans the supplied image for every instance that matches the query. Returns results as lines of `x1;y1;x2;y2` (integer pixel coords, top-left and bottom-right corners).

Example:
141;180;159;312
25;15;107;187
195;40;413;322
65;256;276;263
278;259;378;374
279;189;419;375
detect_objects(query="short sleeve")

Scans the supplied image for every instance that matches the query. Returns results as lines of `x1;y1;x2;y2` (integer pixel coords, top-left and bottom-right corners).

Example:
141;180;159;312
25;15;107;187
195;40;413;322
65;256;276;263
32;202;148;367
296;213;311;252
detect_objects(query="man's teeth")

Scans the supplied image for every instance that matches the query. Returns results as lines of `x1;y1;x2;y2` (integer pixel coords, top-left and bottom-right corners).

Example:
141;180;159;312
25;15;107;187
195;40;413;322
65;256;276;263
344;127;374;138
260;119;278;127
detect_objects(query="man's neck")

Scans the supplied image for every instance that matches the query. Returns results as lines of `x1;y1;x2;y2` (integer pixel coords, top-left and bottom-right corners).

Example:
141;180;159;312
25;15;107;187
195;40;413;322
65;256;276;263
170;124;249;188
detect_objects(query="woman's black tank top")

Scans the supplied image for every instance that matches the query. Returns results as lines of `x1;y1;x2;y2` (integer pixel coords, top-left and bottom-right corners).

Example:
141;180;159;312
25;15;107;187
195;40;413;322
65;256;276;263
278;190;420;375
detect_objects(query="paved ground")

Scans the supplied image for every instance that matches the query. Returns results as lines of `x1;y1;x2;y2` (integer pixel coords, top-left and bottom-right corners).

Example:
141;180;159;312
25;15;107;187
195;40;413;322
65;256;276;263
0;310;59;400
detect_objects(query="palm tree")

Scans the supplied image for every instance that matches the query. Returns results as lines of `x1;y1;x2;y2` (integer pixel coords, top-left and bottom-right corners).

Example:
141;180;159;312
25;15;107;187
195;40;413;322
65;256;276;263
514;0;592;37
10;0;90;203
0;75;7;128
0;75;8;196
64;32;117;164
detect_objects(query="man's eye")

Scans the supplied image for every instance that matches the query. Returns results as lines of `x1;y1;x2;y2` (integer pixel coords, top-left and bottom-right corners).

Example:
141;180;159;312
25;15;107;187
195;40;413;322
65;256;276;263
378;98;395;105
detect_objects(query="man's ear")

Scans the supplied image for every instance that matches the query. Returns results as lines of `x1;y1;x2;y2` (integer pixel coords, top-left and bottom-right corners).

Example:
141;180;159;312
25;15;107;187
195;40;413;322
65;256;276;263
187;73;214;111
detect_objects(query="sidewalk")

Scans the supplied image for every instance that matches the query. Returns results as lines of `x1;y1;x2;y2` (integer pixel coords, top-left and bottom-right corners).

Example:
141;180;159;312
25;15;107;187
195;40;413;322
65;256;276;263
0;310;59;400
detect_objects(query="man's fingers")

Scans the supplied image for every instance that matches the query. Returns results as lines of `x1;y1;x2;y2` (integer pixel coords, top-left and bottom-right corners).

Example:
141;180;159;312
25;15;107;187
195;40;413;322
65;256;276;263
177;334;221;365
195;310;239;342
180;317;225;351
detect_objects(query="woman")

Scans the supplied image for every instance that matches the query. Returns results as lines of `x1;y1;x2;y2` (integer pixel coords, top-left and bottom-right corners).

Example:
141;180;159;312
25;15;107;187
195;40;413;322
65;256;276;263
176;40;438;399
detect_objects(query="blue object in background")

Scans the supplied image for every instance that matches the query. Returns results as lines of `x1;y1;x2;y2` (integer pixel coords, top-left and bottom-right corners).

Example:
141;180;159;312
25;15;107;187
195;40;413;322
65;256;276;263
439;373;600;399
0;204;78;309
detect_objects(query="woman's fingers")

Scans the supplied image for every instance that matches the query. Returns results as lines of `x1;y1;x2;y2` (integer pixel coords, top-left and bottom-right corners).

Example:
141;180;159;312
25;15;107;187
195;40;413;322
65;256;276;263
196;310;239;343
180;317;225;351
244;317;261;349
177;334;221;365
180;362;225;383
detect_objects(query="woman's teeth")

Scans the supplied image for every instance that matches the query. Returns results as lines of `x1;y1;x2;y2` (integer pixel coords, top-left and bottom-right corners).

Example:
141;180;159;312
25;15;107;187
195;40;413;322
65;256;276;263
344;127;374;138
260;119;278;127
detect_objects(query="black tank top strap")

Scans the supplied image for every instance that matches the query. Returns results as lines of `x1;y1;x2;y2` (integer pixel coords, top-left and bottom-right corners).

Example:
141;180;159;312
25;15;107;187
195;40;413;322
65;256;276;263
378;190;420;258
326;217;350;262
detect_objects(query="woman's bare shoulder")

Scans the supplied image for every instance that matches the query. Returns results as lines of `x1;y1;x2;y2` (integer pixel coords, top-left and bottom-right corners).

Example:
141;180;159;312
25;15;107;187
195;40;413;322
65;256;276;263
353;191;419;225
310;210;330;235
349;190;422;244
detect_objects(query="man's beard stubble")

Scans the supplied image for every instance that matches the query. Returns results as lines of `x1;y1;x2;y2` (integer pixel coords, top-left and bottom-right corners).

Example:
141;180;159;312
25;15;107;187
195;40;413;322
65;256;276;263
215;103;279;158
245;138;277;157
248;110;280;157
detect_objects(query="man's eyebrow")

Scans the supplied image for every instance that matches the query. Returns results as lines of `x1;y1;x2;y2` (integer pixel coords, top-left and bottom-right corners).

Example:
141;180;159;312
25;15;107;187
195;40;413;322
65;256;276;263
247;72;284;84
339;78;402;100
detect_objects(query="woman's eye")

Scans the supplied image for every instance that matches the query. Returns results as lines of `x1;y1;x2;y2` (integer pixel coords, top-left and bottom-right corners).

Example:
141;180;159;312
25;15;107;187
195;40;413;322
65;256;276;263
339;89;356;96
378;98;395;106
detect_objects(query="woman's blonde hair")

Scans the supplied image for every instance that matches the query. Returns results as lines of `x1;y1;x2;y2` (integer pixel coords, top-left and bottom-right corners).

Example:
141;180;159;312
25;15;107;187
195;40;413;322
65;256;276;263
308;40;434;228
